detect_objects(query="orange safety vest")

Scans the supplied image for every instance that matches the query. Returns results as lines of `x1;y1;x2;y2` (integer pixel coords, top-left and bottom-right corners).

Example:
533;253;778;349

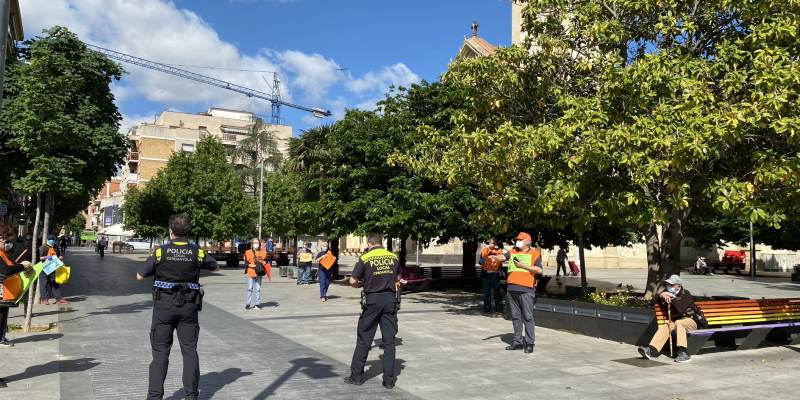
507;248;541;289
481;248;503;272
244;249;268;278
46;246;57;257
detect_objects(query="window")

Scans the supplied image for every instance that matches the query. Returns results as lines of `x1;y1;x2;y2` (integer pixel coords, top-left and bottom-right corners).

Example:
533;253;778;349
199;126;208;132
182;144;194;152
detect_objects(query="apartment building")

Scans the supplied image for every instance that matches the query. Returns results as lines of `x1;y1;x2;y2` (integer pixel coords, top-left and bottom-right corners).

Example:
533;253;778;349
119;108;292;195
85;177;122;230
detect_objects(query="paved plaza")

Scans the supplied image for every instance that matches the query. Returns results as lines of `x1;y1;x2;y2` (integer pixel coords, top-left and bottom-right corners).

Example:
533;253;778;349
2;247;800;399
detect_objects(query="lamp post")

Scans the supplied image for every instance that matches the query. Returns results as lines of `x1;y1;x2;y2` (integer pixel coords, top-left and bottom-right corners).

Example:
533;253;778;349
258;160;264;242
750;221;756;280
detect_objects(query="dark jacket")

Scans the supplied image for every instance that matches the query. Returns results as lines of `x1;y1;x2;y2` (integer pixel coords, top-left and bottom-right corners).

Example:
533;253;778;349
650;288;695;321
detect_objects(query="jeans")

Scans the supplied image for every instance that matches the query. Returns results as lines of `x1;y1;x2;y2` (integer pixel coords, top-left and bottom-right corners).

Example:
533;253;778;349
39;271;63;302
297;263;311;284
319;266;333;299
482;273;503;311
246;276;262;306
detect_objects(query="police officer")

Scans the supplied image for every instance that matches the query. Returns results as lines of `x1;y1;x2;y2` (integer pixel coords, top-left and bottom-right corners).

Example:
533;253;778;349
343;232;401;389
136;214;219;400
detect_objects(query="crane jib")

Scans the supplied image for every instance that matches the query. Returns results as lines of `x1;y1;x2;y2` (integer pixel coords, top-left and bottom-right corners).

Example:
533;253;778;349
86;44;332;121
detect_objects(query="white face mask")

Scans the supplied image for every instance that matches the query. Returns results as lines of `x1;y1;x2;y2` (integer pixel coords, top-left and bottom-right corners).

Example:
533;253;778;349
322;246;328;252
252;243;260;250
515;240;525;248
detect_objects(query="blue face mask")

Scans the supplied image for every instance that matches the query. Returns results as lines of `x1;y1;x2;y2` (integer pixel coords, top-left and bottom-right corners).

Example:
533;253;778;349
48;240;55;246
667;287;676;293
3;240;13;250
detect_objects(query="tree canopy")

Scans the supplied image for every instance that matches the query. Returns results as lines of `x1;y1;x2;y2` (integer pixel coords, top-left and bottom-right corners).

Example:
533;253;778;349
123;136;257;241
394;1;800;297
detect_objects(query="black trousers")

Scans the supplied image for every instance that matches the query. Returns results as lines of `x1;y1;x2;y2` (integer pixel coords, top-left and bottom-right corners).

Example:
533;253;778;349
349;292;398;385
99;246;105;257
148;295;200;400
556;259;567;275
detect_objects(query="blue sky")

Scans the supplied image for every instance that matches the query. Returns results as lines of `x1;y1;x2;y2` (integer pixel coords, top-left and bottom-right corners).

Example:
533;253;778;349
25;0;512;135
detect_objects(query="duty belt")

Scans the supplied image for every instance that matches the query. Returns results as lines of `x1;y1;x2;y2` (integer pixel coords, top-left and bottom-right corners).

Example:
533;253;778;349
154;281;199;290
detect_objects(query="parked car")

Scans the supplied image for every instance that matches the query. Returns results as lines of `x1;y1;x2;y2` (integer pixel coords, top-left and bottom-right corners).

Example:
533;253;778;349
124;238;153;251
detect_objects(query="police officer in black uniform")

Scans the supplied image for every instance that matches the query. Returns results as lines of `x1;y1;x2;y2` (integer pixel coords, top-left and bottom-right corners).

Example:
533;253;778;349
136;215;219;400
343;232;401;389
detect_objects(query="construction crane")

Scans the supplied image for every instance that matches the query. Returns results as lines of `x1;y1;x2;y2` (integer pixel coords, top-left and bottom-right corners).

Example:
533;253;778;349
86;44;332;125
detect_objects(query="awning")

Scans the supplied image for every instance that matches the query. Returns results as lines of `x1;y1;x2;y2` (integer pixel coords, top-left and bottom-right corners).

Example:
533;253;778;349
99;223;135;236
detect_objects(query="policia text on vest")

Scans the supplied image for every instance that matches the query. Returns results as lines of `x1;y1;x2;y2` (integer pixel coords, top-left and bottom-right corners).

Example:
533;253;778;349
136;215;219;400
343;233;402;390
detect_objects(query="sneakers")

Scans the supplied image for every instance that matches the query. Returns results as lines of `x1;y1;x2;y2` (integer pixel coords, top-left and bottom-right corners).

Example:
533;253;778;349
58;299;69;304
42;299;50;305
245;305;250;310
505;344;523;351
343;375;363;386
638;346;660;360
383;383;395;389
675;349;692;363
0;340;14;347
638;346;651;359
253;305;261;310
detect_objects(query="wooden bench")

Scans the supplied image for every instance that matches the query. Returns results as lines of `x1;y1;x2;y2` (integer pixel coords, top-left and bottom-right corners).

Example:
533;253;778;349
656;298;800;355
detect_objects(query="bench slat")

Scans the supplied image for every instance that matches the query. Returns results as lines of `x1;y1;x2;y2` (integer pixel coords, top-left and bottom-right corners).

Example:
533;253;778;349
657;305;800;318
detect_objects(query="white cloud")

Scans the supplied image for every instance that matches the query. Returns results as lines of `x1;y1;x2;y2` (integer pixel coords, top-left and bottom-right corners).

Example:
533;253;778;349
24;0;420;127
346;63;419;94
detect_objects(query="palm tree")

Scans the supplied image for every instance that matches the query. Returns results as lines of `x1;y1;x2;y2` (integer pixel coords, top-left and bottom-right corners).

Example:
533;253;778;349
229;117;283;195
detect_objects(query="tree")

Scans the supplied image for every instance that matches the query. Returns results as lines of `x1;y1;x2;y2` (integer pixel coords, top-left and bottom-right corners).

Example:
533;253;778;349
123;136;257;243
395;1;800;298
684;216;800;252
229;117;283;195
259;172;316;239
61;213;88;239
0;26;127;329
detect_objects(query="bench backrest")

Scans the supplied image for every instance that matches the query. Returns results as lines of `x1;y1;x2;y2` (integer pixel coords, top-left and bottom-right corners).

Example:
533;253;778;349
656;298;800;326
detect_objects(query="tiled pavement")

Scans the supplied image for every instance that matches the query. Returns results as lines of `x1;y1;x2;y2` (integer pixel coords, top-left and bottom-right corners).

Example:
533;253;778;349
2;247;800;399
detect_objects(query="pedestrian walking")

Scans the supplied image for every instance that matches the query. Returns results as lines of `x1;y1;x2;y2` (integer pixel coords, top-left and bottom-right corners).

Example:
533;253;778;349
244;238;267;310
480;238;504;312
315;242;336;302
296;242;312;285
556;245;569;276
0;223;33;348
638;275;698;363
39;235;68;305
136;214;219;400
344;233;401;389
489;232;543;354
265;237;276;253
97;236;108;258
59;236;68;254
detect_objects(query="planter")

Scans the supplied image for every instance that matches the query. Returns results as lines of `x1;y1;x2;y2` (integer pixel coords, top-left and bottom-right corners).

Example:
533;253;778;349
532;298;657;346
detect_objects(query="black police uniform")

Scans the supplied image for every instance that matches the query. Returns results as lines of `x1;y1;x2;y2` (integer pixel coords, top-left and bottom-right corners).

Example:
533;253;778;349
137;240;218;400
348;246;401;386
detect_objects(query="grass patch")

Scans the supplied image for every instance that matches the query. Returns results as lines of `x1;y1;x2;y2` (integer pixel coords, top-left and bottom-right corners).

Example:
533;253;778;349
7;322;58;333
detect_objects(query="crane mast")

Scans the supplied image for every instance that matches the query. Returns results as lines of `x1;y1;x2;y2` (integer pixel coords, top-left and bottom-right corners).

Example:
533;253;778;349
86;44;332;125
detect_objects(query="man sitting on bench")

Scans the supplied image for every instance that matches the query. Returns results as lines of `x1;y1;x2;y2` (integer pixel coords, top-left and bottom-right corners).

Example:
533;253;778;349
638;275;697;363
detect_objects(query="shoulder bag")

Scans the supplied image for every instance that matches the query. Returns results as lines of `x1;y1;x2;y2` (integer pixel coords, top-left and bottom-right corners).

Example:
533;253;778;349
253;250;267;277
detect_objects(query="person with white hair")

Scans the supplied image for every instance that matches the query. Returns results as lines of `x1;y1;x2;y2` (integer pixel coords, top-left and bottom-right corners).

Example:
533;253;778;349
638;275;699;363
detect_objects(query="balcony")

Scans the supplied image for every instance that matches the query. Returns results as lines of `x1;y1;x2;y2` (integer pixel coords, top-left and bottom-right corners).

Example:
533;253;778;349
121;174;138;189
126;151;139;164
219;133;237;142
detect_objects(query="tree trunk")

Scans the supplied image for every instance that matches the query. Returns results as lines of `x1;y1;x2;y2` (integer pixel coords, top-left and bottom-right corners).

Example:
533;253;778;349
461;240;479;278
399;237;407;268
24;193;42;332
386;237;393;253
292;235;298;267
643;206;691;299
330;237;340;280
33;192;53;305
578;234;587;292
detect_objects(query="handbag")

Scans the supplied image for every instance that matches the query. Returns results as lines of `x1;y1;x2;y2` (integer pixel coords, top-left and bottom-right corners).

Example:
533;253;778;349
692;306;709;329
55;266;71;284
253;250;267;277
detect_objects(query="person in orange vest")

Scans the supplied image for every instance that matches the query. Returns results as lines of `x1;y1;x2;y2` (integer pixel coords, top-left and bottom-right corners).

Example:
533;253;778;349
0;223;32;348
243;238;267;310
489;232;543;354
39;235;67;305
480;237;504;313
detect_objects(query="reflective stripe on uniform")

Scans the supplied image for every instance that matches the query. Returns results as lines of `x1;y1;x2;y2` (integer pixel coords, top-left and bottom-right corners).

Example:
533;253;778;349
154;281;199;290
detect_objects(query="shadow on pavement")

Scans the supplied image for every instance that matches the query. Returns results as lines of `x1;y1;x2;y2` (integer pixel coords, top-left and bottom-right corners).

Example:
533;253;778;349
482;333;514;345
165;368;253;400
362;357;406;383
1;358;99;382
88;300;152;316
7;333;63;344
251;357;337;399
257;302;279;308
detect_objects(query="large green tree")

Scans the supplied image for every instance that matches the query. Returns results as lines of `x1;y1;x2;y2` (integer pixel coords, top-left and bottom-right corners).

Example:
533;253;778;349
396;1;800;298
123;136;257;243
